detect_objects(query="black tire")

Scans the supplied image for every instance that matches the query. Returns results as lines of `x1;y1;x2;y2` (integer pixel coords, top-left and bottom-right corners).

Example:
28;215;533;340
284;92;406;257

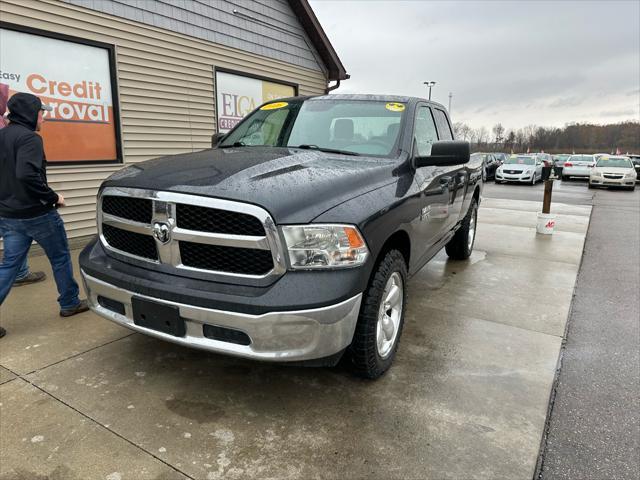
445;199;478;260
562;175;569;181
346;250;408;379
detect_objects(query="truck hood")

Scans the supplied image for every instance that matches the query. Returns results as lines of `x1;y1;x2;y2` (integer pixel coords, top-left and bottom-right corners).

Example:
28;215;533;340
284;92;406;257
102;147;400;223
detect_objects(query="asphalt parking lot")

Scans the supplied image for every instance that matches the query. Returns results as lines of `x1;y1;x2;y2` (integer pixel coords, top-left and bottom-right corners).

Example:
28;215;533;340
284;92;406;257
0;179;602;480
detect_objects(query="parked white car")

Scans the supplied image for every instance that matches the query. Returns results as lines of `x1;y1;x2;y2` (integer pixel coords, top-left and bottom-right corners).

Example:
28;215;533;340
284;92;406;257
589;156;637;190
562;154;595;180
495;155;543;185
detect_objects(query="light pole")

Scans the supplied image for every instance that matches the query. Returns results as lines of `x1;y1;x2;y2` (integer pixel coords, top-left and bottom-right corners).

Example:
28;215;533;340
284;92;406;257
448;92;452;113
423;81;436;100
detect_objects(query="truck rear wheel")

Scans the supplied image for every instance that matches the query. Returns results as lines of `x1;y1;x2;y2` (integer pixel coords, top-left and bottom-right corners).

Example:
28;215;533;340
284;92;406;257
445;199;478;260
347;250;408;379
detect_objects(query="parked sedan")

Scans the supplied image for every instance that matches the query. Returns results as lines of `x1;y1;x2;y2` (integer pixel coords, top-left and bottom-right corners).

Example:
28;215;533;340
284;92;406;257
533;153;553;167
562;154;595;180
589;156;637;190
495;155;543;185
629;155;640;182
553;154;571;176
491;152;509;165
473;153;499;180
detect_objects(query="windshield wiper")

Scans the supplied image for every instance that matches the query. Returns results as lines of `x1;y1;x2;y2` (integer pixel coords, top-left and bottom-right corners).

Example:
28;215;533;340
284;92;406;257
290;144;360;156
219;141;247;148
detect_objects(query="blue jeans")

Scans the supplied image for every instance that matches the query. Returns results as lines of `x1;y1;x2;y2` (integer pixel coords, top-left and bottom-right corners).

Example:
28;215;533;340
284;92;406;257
0;210;80;309
11;238;30;280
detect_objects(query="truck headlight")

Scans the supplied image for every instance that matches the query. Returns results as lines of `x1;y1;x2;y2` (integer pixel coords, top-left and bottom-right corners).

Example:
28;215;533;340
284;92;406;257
282;224;369;269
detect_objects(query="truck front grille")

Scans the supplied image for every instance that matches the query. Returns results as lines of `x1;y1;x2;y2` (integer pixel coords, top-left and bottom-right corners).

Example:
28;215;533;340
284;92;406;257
180;242;273;275
102;196;153;224
98;189;285;280
176;204;265;236
102;224;158;261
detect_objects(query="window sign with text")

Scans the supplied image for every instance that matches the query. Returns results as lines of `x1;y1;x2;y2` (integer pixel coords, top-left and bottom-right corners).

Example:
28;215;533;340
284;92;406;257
0;27;120;163
215;70;296;133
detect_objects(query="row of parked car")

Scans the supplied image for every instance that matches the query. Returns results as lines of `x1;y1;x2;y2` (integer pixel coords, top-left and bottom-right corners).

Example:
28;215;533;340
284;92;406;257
473;152;639;190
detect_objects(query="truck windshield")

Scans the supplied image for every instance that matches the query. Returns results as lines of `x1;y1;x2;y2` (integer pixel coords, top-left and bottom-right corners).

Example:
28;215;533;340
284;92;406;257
219;99;406;157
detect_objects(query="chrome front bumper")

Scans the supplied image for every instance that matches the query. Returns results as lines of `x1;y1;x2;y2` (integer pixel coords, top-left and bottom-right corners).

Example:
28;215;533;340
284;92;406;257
81;271;362;362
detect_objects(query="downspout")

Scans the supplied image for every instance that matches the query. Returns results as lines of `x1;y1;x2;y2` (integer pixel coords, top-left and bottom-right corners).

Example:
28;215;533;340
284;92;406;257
325;79;340;94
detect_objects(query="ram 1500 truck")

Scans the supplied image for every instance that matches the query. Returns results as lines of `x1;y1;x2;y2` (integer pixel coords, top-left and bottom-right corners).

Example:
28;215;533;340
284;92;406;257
79;94;482;378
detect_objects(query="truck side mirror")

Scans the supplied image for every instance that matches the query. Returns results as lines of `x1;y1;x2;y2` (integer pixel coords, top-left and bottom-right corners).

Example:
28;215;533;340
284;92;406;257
415;140;470;168
211;132;226;148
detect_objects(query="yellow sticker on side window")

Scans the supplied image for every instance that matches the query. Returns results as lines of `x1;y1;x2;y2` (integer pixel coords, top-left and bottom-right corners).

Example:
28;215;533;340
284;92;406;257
260;101;289;110
385;102;405;112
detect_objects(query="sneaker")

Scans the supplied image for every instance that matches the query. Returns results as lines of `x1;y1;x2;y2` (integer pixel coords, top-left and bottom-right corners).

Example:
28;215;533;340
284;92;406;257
13;271;47;287
0;327;6;338
60;299;90;318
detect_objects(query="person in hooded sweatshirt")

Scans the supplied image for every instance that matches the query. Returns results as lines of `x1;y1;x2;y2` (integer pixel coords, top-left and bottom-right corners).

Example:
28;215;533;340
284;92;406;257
0;92;89;338
0;84;47;290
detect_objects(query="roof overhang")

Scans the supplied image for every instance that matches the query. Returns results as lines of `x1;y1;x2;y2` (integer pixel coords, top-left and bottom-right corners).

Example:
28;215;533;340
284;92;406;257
287;0;349;81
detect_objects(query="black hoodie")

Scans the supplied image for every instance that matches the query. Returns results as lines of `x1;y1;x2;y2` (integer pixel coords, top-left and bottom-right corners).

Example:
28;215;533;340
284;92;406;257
0;92;58;219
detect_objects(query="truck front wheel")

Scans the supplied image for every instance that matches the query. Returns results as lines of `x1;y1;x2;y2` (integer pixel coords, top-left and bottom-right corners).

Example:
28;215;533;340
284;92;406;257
445;199;478;260
347;250;408;379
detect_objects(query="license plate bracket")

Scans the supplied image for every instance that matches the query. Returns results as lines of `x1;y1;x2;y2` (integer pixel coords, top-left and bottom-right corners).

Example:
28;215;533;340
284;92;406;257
132;297;186;337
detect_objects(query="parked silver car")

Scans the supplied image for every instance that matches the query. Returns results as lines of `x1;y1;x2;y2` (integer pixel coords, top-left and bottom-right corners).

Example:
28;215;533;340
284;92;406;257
495;155;543;184
562;154;595;180
589;156;637;190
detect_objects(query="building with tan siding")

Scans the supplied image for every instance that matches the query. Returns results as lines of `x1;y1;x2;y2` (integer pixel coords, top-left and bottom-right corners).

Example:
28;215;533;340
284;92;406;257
0;0;347;245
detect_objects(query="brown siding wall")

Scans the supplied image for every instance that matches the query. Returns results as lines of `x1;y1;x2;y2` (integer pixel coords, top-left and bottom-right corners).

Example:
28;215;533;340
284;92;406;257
0;0;329;240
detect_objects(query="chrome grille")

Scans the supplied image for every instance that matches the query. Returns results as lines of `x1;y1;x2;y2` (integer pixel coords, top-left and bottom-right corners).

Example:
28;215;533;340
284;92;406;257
180;242;274;275
98;188;285;280
603;174;623;179
102;224;158;261
176;203;265;236
102;196;152;224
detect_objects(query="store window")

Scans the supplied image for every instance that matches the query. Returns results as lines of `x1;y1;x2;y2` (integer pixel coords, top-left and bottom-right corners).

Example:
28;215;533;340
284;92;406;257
0;26;121;164
215;69;296;134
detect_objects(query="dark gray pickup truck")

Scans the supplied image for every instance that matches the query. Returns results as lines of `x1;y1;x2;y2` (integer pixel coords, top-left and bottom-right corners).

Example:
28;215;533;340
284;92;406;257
80;94;482;378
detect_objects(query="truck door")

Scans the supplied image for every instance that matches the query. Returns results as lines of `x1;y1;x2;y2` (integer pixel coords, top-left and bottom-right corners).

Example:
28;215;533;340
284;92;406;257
412;105;452;262
432;107;466;229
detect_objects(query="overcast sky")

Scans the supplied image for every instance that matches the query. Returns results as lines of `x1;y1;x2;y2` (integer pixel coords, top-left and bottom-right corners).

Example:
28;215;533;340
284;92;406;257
310;0;640;130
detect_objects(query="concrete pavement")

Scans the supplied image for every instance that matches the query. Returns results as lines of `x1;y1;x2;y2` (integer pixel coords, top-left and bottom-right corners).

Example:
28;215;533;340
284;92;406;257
539;186;640;480
0;191;591;480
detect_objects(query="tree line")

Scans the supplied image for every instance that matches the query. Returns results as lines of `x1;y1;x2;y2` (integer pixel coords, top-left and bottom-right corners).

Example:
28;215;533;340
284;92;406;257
452;121;640;154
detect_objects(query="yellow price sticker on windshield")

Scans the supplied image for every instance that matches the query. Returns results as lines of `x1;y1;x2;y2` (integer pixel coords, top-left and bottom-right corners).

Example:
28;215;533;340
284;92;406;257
385;102;405;112
260;101;288;110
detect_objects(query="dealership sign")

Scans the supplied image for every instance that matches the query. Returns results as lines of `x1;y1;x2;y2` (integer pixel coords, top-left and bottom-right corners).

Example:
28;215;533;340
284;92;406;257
216;70;295;133
0;28;118;163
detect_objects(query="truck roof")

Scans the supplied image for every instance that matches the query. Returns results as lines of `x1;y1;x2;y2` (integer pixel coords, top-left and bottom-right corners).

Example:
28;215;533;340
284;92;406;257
276;93;448;111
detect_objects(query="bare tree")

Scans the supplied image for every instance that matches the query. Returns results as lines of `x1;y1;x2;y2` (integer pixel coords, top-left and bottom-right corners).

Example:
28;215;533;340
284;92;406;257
453;122;472;141
492;123;505;145
476;126;489;145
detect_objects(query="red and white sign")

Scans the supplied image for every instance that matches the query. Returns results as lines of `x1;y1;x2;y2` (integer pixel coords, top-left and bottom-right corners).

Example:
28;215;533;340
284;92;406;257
0;28;118;163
